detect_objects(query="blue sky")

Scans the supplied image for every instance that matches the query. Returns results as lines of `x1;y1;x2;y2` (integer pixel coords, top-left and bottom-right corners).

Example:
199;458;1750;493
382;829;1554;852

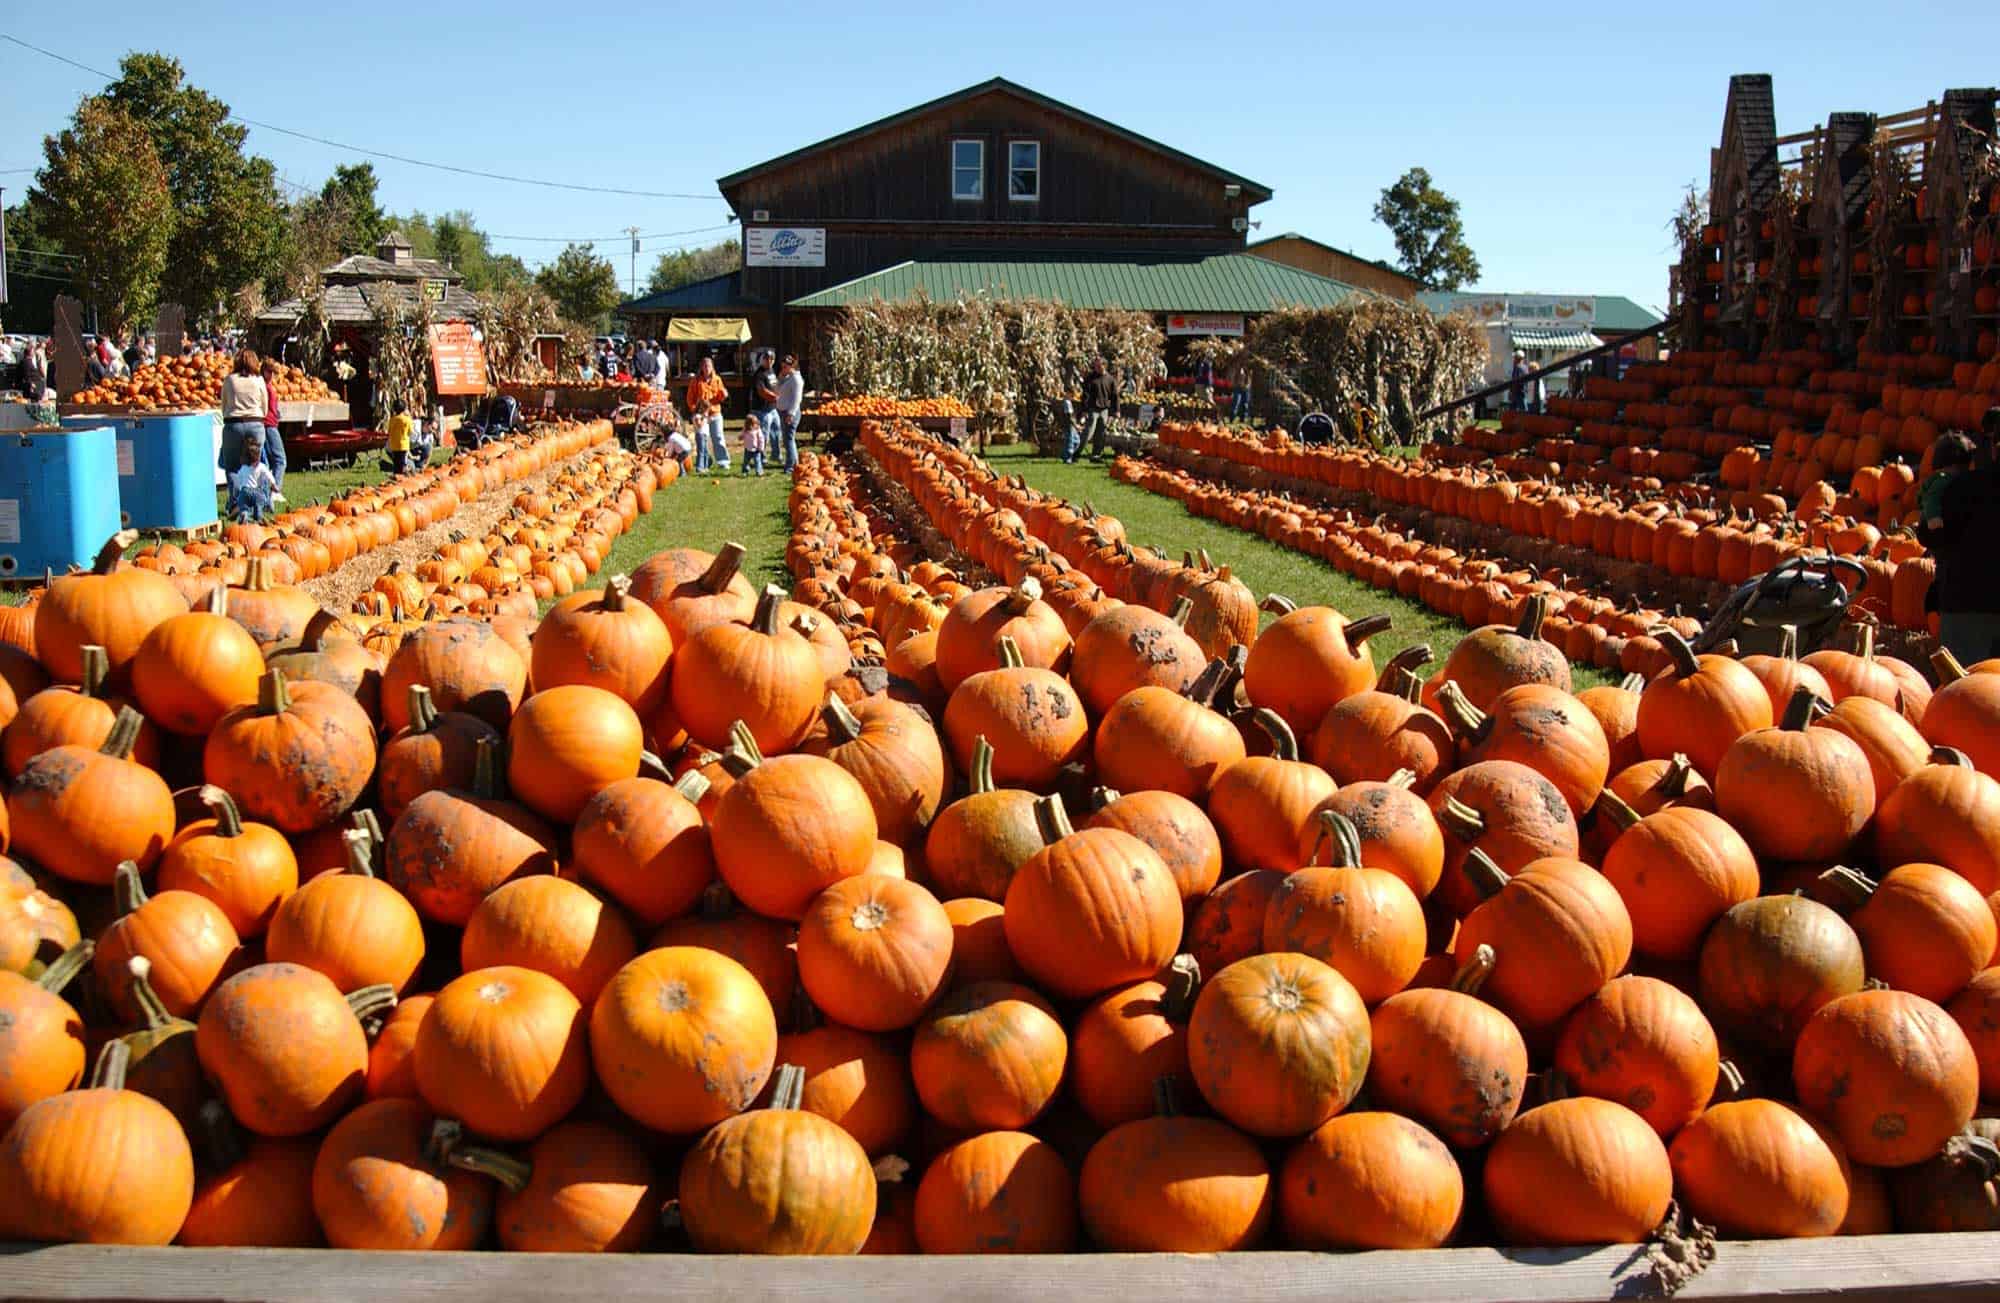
6;2;1997;311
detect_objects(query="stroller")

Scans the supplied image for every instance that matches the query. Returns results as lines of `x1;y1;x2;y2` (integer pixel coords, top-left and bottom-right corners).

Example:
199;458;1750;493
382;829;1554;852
1692;554;1866;657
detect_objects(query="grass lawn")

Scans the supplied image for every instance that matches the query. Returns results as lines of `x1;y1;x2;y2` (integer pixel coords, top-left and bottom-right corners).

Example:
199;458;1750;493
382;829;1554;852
567;461;793;607
981;441;1613;687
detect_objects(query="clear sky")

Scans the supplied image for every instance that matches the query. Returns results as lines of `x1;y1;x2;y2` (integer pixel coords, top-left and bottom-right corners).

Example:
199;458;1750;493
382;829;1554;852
5;1;1997;310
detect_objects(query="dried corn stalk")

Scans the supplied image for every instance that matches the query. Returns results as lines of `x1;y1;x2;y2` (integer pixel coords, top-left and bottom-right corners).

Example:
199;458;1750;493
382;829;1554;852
475;286;562;382
1237;300;1487;446
367;283;436;415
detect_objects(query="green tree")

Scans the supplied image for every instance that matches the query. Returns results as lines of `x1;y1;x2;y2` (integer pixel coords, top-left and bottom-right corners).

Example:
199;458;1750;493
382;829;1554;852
535;242;621;329
646;239;741;294
99;53;286;325
31;100;173;336
320;163;387;254
433;213;472;274
1373;168;1481;291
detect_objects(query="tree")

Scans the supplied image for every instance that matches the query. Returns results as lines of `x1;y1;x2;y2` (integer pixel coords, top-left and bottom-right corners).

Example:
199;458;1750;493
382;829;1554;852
1373;168;1481;291
320;163;387;254
647;239;741;294
99;53;286;326
432;213;472;274
394;209;532;294
31;100;173;336
535;243;621;329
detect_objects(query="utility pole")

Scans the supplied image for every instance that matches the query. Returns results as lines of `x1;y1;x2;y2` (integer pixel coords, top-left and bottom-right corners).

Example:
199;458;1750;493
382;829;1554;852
626;226;641;298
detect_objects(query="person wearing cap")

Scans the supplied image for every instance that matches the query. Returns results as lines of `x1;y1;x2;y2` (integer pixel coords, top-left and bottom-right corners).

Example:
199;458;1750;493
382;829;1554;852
226;429;278;522
748;349;782;468
1508;349;1529;412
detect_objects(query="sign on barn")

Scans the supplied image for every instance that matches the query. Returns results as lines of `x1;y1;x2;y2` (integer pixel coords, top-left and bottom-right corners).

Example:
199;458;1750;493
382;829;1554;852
747;227;827;268
1452;295;1596;325
1165;313;1245;337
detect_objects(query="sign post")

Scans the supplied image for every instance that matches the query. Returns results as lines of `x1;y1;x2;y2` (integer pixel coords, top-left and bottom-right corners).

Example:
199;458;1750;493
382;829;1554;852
429;322;489;397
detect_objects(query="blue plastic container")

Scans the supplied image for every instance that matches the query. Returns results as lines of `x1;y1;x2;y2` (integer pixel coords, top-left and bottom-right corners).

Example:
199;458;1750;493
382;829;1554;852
62;409;220;530
0;425;124;579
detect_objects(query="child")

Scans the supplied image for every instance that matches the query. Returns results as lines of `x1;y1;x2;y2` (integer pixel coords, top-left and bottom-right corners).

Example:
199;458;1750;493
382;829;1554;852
1922;432;1977;529
665;425;694;474
226;430;279;522
741;413;767;476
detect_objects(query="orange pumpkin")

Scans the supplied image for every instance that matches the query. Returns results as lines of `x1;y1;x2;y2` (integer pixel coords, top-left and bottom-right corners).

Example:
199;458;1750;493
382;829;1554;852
1187;952;1370;1138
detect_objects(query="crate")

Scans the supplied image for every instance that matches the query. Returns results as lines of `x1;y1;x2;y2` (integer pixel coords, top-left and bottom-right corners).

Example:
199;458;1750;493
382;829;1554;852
62;409;220;531
0;425;123;578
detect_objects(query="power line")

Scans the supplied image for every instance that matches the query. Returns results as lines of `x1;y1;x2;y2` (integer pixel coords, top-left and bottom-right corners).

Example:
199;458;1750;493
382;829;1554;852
484;221;738;246
3;33;720;201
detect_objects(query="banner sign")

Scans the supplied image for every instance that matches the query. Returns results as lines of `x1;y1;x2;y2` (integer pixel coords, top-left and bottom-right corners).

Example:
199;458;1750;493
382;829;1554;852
746;227;826;268
1452;295;1595;325
429;322;489;396
1165;313;1245;337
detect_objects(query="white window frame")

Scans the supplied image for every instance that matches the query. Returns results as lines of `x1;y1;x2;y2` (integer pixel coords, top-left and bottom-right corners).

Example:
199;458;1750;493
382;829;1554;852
1008;139;1041;202
951;139;984;201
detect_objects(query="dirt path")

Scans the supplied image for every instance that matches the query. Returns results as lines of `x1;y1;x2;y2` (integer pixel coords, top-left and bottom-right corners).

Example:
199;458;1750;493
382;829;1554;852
300;450;593;614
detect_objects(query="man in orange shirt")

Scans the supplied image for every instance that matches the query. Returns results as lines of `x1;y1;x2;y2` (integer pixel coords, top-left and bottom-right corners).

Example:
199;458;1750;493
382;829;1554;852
685;355;730;471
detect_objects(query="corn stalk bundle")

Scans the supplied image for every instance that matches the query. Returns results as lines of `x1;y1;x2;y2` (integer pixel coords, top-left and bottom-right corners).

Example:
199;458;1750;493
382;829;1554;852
1766;171;1810;331
1865;128;1919;349
1956;122;1999;275
1236;300;1487;446
1668;186;1710;349
474;286;562;382
367;283;436;415
292;276;335;379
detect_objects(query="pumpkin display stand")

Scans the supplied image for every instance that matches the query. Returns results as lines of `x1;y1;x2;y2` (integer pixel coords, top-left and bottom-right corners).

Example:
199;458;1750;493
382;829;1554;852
3;1233;1992;1300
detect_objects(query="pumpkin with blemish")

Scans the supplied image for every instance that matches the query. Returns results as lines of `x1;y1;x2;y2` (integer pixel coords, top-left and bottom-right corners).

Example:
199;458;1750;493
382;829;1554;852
204;670;377;835
310;1097;503;1250
1093;651;1248;799
1187;951;1370;1138
1069;598;1203;717
1698;894;1865;1054
461;876;636;1006
669;583;826;755
1367;944;1527;1147
1083;787;1222;904
157;786;298;938
415;965;590;1143
799;694;948;849
1278;1111;1464;1250
268;829;425;994
942;636;1088;791
1207;709;1338;876
1264;812;1426;1005
924;736;1043;903
195;962;394;1137
8;706;175;885
386;736;558;927
910;980;1066;1131
380;617;528;733
914;1130;1078;1254
1426;759;1579;919
0;941;93;1128
588;946;777;1135
1003;796;1182;1001
94;862;240;1022
377;685;499;825
1553;975;1719;1137
1792;987;1978;1168
712;750;878;922
573;772;714;928
530;574;672;713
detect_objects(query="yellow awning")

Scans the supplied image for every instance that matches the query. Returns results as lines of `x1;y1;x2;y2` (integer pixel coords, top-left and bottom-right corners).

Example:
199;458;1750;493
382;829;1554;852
667;317;751;343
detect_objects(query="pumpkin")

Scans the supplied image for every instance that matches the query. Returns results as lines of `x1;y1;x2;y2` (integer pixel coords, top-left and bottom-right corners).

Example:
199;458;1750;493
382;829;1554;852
1715;689;1873;863
1207;709;1338;875
941;896;1019;987
1242;600;1390;741
572;772;714;927
0;940;93;1128
1081;787;1222;904
195;962;393;1137
35;529;188;686
130;585;264;735
1069;955;1200;1130
1003;796;1182;1000
530;575;672;713
1888;1119;2000;1232
588;946;776;1134
377;684;499;825
711;748;878;921
1366;944;1527;1147
1077;1078;1272;1252
914;1130;1078;1254
1924;649;2000;778
461;876;637;1005
1310;645;1454;793
1427;759;1580;919
1483;1095;1672;1245
365;993;433;1101
2;644;157;779
1792;988;1978;1167
379;617;528;733
1439;680;1611;822
924;735;1043;902
771;993;915;1156
797;873;952;1031
1453;851;1630;1041
1815;694;1929;815
505;684;644;824
1069;597;1203;717
8;706;175;885
497;1120;662;1253
157;785;298;938
222;555;317;653
651;881;798;1013
910;980;1066;1131
1574;671;1646;777
1946;967;2000;1101
178;1103;325;1247
414;964;589;1143
1438;594;1569;710
1669;1097;1850;1237
1093;650;1248;798
263;610;384;721
1596;793;1759;963
678;1062;876;1255
1185;868;1288;976
1298;772;1445;900
0;867;77;977
942;636;1088;791
0;1040;193;1245
205;670;377;834
1188;952;1370;1138
94;861;240;1022
116;956;203;1133
1264;812;1426;1004
1278;1111;1464;1250
1635;628;1773;779
1803;625;1900;707
386;735;559;927
310;1098;508;1250
800;694;948;849
267;828;425;994
669;583;826;755
1822;863;1995;1003
627;542;756;645
1553;975;1719;1137
1739;625;1834;719
1875;748;2000;895
1698;894;1866;1054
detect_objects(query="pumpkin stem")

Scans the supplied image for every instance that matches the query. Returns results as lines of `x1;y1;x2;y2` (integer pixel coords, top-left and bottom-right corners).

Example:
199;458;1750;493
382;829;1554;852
1816;866;1878;910
1595;790;1642;834
672;770;711;804
1384;768;1418;791
91;530;138;574
1461;848;1511;901
1160;954;1202;1021
872;1154;912;1185
768;1063;807;1111
1617;672;1646;693
700;543;747;595
1166;595;1195;629
197;1097;249;1173
34;939;94;996
969;736;997;794
994;635;1025;669
1652;626;1701;679
429;1119;533;1194
1003;577;1043;615
192;785;248;840
406;684;440;733
1929;745;1974;769
1306;810;1364;868
1448;944;1497;996
821;693;864;745
100;705;147;760
1197;548;1214;572
78;645;110;698
1938;1134;2000;1182
1260;593;1298;616
1777;624;1800;661
1343;614;1392;651
1654;755;1698;800
474;735;513;799
749;584;788;636
1433;680;1491;743
1246;707;1300;761
1855;624;1876;665
346;984;399;1033
257;668;291;716
340;828;380;879
112;861;149;916
601;574;630;611
1713;1060;1748;1102
1435;796;1487;842
720;720;764;774
1085;786;1120;814
1150;1076;1185;1118
90;1037;134;1091
1779;686;1829;731
1931;647;1968;683
1379;644;1433;689
1515;594;1550;641
1032;794;1075;846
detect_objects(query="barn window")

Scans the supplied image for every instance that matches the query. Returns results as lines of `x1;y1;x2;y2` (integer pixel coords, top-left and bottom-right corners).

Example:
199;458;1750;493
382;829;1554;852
951;139;984;200
1008;141;1041;201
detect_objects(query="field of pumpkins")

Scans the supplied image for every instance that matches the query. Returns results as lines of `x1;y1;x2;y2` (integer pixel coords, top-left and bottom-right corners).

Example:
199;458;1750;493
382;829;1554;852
1;403;1994;1297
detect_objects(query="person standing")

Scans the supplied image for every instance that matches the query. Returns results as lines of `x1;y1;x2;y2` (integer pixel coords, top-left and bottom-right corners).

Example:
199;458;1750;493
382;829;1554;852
685;356;729;471
1228;357;1252;421
1072;358;1117;462
740;413;767;476
775;353;804;474
1193;354;1214;408
1508;349;1529;412
1920;414;2000;663
748;349;781;467
258;358;287;490
219;349;269;473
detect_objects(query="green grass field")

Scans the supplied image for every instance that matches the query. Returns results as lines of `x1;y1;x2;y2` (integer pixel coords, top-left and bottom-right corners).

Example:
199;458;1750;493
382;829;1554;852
577;461;793;602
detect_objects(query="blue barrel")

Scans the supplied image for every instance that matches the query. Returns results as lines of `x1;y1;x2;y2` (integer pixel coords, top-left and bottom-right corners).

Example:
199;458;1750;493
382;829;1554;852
62;409;221;530
0;425;124;579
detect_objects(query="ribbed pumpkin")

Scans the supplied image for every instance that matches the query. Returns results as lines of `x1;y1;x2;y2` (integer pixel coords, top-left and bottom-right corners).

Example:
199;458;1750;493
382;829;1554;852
1553;975;1719;1137
1185;868;1288;977
1886;1118;2000;1232
1081;786;1222;904
1635;628;1773;779
461;875;637;1005
1453;851;1632;1039
1078;1078;1272;1252
1298;773;1446;900
914;1130;1078;1254
267;829;425;994
1815;694;1929;815
1367;944;1527;1147
799;694;948;849
589;946;776;1134
310;1098;506;1250
1697;894;1866;1054
377;685;499;825
1438;594;1569;710
530;575;671;712
1875;748;2000;895
942;636;1088;791
0;940;93;1128
1278;1111;1464;1251
1739;625;1833;719
1574;671;1646;777
1670;1096;1850;1238
1092;650;1248;798
223;556;318;653
1715;689;1873;863
385;736;558;927
130;585;264;735
93;862;240;1023
1069;597;1203;717
651;882;797;1013
1596;793;1759;963
1309;646;1454;792
1242;599;1390;741
1923;649;2000;778
1803;625;1899;707
1187;952;1370;1138
627;542;756;646
923;736;1042;902
177;1104;325;1248
570;771;712;927
505;684;644;824
670;584;826;755
497;1120;661;1254
1946;967;2000;1102
1426;759;1580;919
910;980;1066;1131
2;644;157;779
1792;988;1978;1167
1207;709;1338;875
195;962;392;1137
797;873;952;1031
770;993;915;1156
1263;812;1426;1004
379;617;528;733
1822;863;1995;1003
1483;1095;1672;1246
35;530;188;687
8;706;174;885
1003;796;1182;1000
205;670;377;834
414;965;589;1143
711;748;878;921
157;786;298;939
935;579;1073;693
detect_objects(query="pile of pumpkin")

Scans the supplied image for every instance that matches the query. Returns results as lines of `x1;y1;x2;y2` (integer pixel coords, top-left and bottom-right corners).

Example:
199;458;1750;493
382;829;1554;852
813;396;977;420
71;352;339;412
7;422;2000;1264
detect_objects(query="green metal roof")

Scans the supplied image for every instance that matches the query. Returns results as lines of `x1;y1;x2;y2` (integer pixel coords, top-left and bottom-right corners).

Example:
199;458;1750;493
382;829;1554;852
787;254;1363;312
617;272;756;316
1416;291;1664;333
1510;326;1603;350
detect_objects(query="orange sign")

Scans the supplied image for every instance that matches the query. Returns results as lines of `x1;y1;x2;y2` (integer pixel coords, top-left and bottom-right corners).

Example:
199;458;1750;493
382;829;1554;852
430;322;489;396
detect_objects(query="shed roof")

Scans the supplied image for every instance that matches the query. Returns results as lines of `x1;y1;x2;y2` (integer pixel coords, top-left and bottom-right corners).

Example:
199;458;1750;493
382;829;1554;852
322;252;463;284
1246;233;1418;284
256;280;485;327
786;253;1361;312
617;271;760;316
1416;291;1664;333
